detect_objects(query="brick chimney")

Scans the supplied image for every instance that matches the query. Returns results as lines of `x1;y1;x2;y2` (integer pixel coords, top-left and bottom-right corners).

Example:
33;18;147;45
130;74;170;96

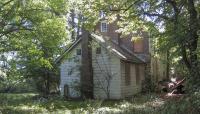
117;14;121;46
80;29;93;99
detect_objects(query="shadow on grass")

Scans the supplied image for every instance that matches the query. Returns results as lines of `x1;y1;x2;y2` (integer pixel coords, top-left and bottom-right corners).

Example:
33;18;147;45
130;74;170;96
1;107;43;114
0;93;106;113
0;93;164;114
0;93;36;105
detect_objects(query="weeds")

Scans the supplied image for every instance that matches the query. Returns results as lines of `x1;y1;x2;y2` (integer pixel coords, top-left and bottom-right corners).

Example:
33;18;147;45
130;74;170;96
0;92;198;114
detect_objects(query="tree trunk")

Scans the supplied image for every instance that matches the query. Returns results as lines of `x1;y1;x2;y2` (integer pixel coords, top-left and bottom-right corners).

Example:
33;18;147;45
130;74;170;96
44;69;50;96
166;50;170;79
185;0;200;88
46;71;50;94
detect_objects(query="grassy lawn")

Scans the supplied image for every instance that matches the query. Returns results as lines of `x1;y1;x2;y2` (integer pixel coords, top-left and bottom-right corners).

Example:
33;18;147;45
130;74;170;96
0;93;165;114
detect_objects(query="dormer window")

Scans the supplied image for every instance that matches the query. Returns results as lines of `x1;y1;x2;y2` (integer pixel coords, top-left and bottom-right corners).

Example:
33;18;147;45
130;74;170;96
100;22;108;32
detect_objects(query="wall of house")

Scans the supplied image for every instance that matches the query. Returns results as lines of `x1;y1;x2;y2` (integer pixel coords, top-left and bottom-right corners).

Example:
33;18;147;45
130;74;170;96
120;61;145;98
92;44;121;99
60;42;122;99
95;21;120;44
95;21;150;55
60;44;82;98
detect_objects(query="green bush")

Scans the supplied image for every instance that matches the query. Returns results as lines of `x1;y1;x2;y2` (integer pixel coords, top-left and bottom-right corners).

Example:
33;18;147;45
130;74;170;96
142;73;156;93
160;91;200;114
0;74;36;93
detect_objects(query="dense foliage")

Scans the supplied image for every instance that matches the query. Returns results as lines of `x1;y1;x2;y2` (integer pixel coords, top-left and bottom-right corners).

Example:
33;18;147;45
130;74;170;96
0;0;200;114
0;0;68;94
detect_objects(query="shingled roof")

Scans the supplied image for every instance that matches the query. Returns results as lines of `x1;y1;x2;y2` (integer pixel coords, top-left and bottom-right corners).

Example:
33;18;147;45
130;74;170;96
91;34;144;63
55;33;145;64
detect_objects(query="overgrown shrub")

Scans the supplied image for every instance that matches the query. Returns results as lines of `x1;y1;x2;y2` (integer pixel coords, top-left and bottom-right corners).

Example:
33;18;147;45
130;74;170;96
142;73;156;93
160;91;200;114
0;76;36;93
0;68;36;93
0;59;37;93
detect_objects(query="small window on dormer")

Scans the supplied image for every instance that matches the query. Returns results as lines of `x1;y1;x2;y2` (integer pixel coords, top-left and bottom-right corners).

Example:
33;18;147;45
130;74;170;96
101;22;108;32
76;49;81;55
96;47;101;54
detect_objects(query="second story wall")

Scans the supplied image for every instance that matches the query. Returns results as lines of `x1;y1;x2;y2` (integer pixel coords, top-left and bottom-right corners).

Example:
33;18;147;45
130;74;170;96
94;21;120;44
94;20;150;55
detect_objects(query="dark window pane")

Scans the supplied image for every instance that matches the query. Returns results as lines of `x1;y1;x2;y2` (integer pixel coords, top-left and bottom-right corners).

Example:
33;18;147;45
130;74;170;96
101;22;107;32
76;49;81;55
96;47;101;54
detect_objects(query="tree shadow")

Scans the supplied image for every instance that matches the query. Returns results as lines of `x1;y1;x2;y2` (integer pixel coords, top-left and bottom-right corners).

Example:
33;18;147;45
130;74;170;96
1;107;44;114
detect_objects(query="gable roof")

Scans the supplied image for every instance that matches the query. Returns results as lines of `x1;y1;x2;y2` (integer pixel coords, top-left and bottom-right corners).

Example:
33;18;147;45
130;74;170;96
91;34;144;63
55;38;82;64
55;33;145;64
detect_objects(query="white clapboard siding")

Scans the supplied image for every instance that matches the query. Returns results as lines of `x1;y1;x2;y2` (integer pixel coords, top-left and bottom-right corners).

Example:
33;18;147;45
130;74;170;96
120;61;145;98
60;44;82;98
60;40;146;99
92;45;121;99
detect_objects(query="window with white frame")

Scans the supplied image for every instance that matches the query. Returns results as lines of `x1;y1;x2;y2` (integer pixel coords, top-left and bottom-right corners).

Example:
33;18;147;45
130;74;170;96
100;22;108;32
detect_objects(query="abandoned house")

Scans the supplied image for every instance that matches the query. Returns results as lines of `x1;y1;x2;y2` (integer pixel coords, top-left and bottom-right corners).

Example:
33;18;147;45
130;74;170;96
56;12;167;99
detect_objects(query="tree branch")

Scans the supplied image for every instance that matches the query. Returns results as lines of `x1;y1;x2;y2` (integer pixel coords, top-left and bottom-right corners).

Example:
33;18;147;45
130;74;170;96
1;0;15;8
143;12;171;21
165;0;179;13
109;0;140;12
0;27;33;38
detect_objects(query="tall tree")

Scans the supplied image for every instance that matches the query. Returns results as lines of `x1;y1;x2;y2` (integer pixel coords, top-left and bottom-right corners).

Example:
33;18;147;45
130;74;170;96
0;0;69;94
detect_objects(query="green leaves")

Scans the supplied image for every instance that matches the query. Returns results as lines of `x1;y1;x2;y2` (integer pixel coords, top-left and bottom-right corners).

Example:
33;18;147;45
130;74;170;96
0;0;69;93
47;0;68;15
